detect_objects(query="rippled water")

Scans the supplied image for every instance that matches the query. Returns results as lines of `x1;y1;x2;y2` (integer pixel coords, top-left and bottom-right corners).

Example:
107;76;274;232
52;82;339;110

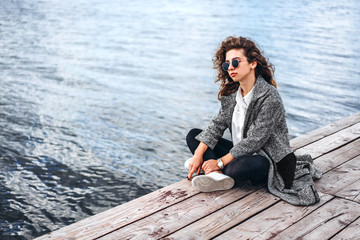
1;0;359;239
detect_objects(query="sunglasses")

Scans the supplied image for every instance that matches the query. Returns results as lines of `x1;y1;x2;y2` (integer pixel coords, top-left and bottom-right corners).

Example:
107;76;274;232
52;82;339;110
222;59;244;71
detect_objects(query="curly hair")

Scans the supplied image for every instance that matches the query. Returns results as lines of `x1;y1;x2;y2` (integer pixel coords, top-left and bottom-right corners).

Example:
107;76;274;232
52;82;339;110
213;36;276;100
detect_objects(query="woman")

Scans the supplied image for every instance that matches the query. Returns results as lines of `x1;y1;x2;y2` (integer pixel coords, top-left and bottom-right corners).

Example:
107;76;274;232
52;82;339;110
185;36;321;205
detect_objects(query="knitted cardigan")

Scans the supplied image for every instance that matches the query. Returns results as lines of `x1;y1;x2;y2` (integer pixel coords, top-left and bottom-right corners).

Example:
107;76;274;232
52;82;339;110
196;77;322;205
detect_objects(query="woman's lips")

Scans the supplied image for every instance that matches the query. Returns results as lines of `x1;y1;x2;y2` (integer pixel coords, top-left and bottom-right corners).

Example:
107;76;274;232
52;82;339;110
230;73;237;77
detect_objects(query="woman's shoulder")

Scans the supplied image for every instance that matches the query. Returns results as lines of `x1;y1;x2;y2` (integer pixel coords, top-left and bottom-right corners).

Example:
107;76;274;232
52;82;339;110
254;78;284;111
253;78;275;97
220;91;236;103
219;92;237;111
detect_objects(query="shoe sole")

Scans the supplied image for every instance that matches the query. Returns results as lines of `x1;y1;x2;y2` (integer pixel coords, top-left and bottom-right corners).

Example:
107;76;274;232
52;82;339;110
192;175;234;192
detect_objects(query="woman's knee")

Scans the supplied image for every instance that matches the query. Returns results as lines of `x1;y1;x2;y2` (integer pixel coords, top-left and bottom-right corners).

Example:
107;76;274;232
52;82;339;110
186;128;202;153
186;128;202;144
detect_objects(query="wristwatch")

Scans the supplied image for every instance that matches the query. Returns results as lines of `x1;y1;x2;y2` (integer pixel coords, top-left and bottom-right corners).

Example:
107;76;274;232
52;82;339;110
217;158;224;169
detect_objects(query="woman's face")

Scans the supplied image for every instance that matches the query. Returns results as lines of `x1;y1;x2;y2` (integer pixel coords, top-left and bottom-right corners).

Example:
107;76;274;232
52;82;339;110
224;48;256;83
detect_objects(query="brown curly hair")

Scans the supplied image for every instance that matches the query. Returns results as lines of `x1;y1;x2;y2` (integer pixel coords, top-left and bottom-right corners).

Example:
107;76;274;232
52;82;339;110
213;36;276;100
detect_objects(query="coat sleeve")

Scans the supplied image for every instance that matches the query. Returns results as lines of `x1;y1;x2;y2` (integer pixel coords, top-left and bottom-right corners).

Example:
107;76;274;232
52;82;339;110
195;100;229;149
229;92;284;158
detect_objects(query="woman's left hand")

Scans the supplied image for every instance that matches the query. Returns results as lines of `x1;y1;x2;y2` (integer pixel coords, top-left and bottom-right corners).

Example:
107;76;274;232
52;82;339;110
202;160;220;175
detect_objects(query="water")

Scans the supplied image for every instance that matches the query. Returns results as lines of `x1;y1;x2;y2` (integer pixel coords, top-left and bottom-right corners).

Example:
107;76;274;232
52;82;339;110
1;0;359;239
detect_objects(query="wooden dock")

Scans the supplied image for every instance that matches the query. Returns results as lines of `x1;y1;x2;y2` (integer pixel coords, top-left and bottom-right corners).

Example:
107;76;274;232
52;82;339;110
36;112;360;240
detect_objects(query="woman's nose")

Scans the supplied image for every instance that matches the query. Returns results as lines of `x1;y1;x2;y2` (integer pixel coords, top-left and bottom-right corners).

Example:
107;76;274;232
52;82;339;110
228;63;235;70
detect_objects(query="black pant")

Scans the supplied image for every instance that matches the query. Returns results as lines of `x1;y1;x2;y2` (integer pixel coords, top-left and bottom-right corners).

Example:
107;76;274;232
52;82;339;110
186;128;269;186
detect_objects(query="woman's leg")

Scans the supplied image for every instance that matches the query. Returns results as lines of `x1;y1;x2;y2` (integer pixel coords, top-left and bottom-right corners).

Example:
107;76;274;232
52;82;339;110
186;128;233;161
186;129;268;191
222;155;270;186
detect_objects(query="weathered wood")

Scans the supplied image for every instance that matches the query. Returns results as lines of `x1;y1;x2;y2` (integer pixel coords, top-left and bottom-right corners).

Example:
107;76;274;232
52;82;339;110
159;117;360;240
331;217;360;240
294;122;360;158
98;185;259;240
164;188;279;240
268;198;360;240
315;155;360;196
290;112;360;150
35;112;360;240
335;179;360;203
314;138;360;173
36;179;199;240
214;192;333;240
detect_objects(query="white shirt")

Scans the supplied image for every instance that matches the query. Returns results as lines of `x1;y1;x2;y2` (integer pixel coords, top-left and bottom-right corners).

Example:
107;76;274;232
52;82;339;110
231;87;254;146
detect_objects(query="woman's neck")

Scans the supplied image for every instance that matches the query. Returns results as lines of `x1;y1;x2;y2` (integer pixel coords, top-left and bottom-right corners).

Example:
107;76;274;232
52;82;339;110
240;75;256;97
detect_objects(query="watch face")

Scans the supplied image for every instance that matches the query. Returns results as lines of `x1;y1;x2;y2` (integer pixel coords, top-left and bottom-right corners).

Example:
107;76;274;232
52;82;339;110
217;160;224;169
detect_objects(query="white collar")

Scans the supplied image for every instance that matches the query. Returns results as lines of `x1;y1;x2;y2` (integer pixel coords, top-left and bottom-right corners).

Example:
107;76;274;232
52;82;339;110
236;86;254;107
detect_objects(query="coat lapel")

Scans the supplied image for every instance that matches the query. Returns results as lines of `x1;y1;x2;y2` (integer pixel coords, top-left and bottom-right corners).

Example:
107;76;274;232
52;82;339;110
242;77;269;138
222;77;269;136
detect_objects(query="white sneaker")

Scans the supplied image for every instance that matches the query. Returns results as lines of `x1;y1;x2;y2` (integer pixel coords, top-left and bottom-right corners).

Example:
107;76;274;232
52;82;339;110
192;172;235;192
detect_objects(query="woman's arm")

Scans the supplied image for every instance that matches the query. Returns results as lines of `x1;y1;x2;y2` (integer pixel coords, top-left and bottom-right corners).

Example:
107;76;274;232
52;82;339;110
195;98;231;150
201;152;235;174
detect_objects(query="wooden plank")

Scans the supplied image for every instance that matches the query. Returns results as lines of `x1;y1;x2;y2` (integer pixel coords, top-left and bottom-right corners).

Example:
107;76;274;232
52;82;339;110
98;185;260;240
266;198;360;240
335;179;360;203
164;188;279;240
331;217;360;240
214;192;333;240
294;122;360;158
315;155;360;196
290;112;360;150
314;138;360;173
36;179;199;240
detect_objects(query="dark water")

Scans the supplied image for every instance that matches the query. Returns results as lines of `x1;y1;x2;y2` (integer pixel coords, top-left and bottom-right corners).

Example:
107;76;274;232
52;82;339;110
1;0;359;239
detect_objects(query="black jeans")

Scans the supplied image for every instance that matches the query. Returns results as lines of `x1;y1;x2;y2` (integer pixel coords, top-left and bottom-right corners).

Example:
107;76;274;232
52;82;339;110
186;128;270;186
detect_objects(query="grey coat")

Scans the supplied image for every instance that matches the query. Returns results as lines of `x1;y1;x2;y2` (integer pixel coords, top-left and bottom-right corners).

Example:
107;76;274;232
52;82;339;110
196;77;322;205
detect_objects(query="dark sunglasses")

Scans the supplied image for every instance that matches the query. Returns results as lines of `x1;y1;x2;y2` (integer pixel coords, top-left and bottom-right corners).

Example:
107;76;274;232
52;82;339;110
222;59;243;71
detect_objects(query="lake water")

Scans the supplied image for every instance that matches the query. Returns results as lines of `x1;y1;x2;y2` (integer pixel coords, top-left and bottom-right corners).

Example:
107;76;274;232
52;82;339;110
1;0;359;239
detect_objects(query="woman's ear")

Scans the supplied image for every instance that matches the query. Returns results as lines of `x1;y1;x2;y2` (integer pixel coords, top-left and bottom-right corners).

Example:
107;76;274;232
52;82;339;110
250;61;257;70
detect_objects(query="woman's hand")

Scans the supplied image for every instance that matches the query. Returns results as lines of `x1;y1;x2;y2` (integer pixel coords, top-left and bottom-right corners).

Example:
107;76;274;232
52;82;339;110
188;154;203;179
202;160;220;175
